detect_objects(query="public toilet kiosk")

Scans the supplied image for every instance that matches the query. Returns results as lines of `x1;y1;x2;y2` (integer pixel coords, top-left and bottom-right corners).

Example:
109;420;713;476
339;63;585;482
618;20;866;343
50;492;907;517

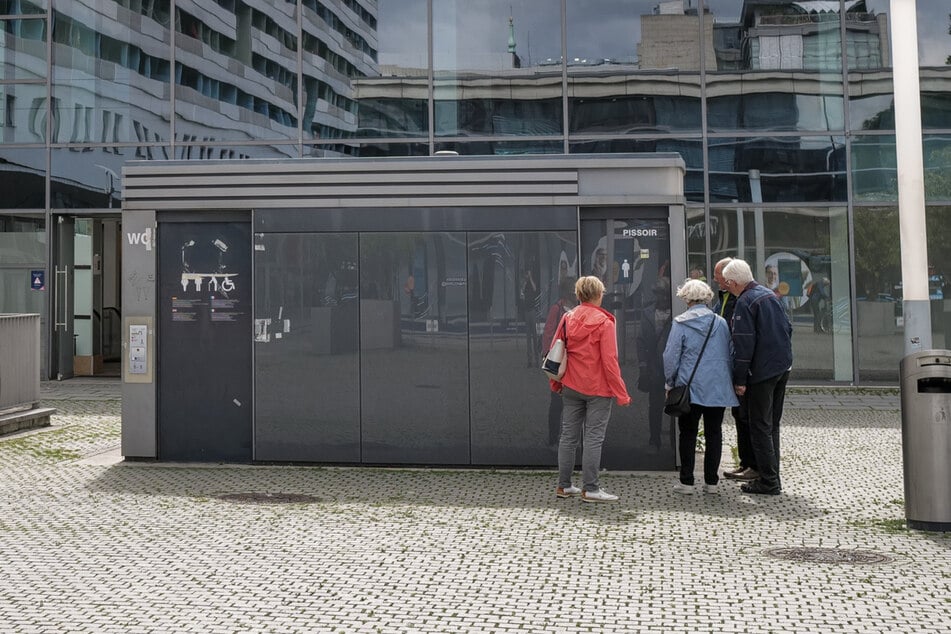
120;154;686;469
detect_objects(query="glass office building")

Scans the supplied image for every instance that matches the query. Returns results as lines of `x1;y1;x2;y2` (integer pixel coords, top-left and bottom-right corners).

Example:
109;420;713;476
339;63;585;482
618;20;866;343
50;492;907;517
1;0;950;384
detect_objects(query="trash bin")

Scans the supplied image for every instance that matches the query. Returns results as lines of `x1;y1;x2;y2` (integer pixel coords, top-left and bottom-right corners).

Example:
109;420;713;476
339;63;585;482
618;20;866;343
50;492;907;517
900;350;951;531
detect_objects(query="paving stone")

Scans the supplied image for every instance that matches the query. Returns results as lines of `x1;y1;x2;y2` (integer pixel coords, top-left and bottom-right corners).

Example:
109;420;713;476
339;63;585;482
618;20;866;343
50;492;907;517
0;382;945;632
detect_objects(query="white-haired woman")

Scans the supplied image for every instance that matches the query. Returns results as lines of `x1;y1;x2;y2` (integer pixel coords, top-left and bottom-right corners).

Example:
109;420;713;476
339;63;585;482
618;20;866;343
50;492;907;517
663;279;738;494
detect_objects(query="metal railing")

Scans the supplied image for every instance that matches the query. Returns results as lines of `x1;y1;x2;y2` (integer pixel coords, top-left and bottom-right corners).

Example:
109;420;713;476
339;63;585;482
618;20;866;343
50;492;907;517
0;314;41;412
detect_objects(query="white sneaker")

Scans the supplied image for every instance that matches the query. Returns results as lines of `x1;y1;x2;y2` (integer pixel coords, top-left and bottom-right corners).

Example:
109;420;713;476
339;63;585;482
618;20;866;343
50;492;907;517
581;489;618;503
556;485;581;498
672;482;695;494
703;484;720;494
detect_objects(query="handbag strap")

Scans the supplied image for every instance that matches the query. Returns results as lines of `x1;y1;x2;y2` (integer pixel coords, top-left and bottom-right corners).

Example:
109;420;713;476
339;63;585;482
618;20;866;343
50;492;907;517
685;316;716;388
560;312;569;348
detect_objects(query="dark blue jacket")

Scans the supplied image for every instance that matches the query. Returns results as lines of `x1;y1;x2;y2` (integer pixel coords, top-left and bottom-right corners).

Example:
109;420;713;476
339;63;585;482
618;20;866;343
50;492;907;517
731;282;792;385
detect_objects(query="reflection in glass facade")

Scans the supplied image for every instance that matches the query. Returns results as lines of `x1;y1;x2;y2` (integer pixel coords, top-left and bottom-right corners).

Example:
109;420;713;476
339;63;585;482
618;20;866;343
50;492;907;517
709;205;852;381
2;0;951;383
254;232;361;462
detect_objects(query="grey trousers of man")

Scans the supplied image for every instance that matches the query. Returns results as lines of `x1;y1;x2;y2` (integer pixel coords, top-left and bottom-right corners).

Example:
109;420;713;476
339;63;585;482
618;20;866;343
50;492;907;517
558;386;613;492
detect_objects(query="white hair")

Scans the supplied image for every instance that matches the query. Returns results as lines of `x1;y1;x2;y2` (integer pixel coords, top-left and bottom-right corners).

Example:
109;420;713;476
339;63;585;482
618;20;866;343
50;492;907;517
676;278;715;305
722;259;754;286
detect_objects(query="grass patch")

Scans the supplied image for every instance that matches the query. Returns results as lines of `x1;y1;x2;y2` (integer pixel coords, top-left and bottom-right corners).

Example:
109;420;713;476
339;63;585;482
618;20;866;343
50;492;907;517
849;518;909;534
28;447;83;461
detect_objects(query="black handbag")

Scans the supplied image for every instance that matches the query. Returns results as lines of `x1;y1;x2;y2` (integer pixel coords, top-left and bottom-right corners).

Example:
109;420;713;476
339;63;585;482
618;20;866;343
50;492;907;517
663;317;715;417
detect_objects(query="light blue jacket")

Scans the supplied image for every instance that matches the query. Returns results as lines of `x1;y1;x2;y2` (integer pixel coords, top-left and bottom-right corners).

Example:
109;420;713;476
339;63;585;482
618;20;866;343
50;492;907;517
663;305;739;408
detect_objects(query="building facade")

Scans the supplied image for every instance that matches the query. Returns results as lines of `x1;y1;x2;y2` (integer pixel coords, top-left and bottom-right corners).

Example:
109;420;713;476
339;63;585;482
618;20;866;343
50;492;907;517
1;0;950;385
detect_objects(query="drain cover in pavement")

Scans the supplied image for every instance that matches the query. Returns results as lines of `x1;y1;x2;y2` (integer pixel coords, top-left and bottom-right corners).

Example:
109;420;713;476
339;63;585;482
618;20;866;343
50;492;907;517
764;547;892;565
215;492;320;504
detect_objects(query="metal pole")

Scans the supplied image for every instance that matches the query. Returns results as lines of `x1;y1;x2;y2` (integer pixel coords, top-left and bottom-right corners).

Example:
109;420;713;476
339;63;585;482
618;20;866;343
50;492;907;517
890;0;931;353
749;169;765;282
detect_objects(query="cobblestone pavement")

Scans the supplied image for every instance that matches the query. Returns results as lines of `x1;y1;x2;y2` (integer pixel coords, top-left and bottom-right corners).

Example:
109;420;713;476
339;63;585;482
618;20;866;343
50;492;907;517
1;385;947;633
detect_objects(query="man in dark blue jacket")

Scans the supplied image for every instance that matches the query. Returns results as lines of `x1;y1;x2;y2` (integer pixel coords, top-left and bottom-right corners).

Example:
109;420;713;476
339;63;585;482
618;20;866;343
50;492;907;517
721;258;793;495
713;257;757;481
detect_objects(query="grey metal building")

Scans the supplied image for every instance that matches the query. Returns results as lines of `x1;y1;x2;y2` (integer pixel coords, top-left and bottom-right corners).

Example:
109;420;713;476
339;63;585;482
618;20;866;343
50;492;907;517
120;154;687;465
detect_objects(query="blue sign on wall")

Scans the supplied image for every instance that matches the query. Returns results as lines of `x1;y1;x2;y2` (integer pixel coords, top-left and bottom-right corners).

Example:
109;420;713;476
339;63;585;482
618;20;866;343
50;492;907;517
30;270;45;291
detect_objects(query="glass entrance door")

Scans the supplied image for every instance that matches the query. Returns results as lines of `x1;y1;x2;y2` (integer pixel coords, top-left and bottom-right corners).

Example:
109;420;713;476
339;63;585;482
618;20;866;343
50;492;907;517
49;215;122;379
580;210;673;469
51;215;75;380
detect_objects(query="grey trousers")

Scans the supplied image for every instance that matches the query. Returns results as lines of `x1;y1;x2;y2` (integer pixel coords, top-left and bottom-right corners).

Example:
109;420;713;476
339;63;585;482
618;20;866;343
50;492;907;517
557;386;613;492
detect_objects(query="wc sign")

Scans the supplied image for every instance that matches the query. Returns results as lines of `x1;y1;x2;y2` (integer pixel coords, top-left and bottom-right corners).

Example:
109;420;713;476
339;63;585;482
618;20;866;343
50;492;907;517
127;227;153;251
30;270;45;291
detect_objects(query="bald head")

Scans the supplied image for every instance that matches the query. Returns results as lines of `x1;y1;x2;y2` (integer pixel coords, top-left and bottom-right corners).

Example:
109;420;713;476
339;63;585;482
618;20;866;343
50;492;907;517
714;257;733;287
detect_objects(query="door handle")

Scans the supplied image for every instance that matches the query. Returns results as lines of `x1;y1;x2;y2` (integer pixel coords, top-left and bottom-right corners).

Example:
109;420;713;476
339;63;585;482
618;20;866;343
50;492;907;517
54;265;68;329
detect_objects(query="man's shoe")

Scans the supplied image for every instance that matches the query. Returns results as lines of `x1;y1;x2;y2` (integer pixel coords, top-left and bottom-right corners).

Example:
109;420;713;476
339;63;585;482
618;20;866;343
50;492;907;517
722;466;745;478
672;482;695;494
556;485;581;498
703;483;720;494
731;468;759;481
581;489;618;503
740;481;781;495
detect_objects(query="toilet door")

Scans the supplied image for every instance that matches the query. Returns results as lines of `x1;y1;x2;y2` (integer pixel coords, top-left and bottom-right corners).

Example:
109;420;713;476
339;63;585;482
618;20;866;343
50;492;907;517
158;221;252;462
580;209;673;469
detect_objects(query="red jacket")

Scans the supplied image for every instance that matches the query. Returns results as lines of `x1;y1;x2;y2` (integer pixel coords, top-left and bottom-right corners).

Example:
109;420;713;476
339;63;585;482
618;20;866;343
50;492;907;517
549;302;631;406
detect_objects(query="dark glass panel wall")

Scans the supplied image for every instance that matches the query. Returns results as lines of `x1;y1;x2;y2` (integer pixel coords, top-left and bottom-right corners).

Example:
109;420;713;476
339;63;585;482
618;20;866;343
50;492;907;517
708;205;852;382
254;233;361;462
251;206;582;465
568;86;702;135
360;231;470;464
0;146;44;207
468;231;576;465
707;90;844;133
50;147;125;209
708;136;846;203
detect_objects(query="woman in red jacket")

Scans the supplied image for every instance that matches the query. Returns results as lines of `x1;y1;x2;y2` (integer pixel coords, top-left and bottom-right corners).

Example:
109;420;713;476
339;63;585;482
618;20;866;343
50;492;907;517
551;276;631;503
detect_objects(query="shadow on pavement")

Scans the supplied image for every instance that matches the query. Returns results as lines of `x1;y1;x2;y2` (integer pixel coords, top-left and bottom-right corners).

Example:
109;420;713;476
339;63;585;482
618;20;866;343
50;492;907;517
84;463;824;524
